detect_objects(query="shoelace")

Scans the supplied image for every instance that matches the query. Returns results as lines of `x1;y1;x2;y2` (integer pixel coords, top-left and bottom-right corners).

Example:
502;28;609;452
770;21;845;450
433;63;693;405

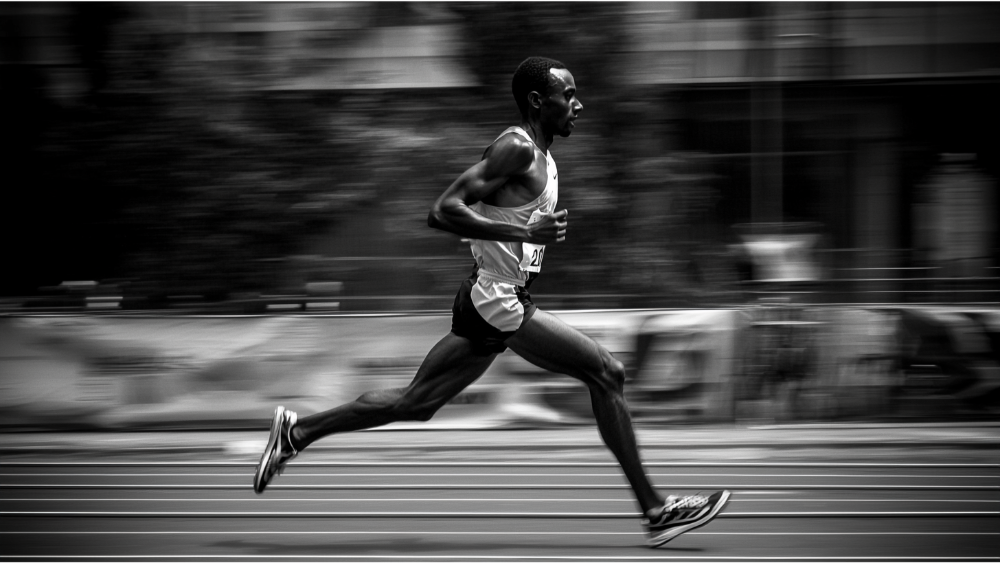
645;494;709;526
666;494;709;511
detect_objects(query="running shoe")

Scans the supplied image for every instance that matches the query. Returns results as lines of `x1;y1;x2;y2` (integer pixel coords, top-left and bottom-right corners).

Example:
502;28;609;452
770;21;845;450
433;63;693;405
253;405;298;494
643;490;731;547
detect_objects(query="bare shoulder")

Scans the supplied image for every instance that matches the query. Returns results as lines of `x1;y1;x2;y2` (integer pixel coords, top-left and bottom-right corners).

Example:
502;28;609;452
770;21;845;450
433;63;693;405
483;132;537;175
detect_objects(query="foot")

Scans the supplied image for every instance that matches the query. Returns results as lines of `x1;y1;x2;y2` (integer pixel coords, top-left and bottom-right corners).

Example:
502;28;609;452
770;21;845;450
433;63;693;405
253;405;299;494
643;490;731;547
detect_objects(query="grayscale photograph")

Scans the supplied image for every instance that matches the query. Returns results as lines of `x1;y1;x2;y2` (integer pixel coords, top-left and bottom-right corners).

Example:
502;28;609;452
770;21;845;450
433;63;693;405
1;2;998;562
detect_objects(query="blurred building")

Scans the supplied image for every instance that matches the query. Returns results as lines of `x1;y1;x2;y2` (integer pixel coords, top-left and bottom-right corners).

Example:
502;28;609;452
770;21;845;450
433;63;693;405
614;2;1000;303
3;2;999;307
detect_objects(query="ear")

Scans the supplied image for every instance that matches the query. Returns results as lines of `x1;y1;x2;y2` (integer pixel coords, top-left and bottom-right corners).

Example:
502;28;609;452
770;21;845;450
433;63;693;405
527;90;543;111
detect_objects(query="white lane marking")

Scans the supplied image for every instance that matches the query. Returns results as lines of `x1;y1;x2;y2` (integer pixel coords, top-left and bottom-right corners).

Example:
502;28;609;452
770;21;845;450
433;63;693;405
3;510;998;518
5;473;995;478
1;531;999;536
4;461;998;468
1;554;997;560
3;498;998;503
4;484;997;491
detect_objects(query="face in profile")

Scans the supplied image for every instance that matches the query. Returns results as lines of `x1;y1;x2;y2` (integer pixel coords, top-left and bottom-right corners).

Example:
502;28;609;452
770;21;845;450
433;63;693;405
540;68;583;138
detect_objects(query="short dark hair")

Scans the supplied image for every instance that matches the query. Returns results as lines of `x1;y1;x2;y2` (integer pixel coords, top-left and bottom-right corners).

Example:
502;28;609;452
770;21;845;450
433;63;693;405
512;57;566;117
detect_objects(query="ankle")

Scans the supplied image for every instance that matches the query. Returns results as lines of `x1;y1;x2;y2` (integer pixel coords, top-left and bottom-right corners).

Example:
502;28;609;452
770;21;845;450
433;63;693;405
645;497;668;517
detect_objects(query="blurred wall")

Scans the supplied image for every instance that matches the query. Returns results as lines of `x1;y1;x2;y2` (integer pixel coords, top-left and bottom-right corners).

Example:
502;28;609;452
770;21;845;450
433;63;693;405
2;305;996;429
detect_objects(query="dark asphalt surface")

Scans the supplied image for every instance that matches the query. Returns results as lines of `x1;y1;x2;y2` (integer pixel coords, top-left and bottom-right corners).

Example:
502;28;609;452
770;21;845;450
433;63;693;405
2;423;999;562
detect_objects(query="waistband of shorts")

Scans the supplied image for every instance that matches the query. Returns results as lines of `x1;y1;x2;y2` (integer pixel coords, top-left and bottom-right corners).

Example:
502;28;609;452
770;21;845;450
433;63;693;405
476;269;526;287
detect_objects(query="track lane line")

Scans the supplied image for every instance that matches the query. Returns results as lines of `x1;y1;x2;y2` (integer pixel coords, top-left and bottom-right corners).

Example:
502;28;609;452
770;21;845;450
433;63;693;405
3;510;998;517
1;554;997;560
3;498;997;503
3;461;997;468
2;531;999;536
3;483;997;490
5;472;995;478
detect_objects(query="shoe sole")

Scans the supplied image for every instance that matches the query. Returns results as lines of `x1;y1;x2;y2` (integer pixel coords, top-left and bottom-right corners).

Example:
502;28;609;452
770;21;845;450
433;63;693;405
253;405;285;494
648;490;731;548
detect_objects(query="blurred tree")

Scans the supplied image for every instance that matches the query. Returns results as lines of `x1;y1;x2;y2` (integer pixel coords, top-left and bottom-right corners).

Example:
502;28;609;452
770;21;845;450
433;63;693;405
5;2;741;307
62;4;372;300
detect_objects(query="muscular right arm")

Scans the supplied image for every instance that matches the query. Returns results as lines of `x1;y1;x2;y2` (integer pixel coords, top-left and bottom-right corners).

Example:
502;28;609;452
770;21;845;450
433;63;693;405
428;136;567;244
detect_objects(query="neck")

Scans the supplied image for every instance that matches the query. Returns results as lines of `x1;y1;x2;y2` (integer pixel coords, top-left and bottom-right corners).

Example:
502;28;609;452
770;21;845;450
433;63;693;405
519;119;552;152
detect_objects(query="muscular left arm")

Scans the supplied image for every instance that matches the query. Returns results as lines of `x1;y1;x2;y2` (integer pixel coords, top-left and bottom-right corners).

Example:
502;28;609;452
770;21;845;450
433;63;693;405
428;160;531;243
428;137;567;244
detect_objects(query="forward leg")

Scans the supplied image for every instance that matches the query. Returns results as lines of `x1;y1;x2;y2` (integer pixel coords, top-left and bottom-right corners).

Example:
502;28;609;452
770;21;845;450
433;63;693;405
505;309;663;513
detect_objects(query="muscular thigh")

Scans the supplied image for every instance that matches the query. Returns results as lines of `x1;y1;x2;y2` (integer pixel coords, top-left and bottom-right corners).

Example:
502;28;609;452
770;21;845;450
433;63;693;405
504;309;608;384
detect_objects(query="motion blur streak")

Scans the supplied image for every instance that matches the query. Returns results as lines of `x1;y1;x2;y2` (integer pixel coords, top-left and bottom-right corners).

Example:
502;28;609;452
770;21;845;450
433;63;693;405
1;2;999;562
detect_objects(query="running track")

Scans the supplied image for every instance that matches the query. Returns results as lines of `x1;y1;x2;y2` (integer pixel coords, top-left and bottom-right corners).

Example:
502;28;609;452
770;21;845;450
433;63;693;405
2;435;998;563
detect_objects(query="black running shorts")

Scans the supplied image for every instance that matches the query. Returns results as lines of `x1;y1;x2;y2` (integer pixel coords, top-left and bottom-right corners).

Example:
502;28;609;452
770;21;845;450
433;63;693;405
450;266;537;356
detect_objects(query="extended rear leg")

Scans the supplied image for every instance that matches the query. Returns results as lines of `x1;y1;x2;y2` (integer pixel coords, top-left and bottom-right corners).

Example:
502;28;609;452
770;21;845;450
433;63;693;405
291;333;497;449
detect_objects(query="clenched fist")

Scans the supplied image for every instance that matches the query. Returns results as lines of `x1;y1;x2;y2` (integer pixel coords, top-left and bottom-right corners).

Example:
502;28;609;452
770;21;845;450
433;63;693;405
527;209;568;244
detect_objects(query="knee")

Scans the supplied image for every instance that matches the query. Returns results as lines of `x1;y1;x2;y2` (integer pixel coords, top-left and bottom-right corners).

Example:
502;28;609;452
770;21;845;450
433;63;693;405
595;351;626;395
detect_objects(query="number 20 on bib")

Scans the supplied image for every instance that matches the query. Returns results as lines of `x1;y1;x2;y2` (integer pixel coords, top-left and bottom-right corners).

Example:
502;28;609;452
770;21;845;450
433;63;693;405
519;210;547;274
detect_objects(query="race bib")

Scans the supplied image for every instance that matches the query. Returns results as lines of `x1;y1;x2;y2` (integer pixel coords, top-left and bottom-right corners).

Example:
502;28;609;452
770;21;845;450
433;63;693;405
519;210;547;273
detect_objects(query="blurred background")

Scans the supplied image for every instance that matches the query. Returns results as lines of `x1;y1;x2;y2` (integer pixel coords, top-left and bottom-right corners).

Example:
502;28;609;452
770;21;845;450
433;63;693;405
1;2;999;429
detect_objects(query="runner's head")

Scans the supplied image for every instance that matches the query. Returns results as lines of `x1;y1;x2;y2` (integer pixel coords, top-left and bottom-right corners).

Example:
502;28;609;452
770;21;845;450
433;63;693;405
512;57;582;137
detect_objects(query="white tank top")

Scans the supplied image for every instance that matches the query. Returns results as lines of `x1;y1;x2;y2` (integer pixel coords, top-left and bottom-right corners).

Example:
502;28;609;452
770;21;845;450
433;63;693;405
469;126;559;286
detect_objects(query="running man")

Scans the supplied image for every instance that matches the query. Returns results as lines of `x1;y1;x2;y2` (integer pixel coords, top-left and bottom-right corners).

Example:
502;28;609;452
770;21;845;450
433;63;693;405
253;56;730;547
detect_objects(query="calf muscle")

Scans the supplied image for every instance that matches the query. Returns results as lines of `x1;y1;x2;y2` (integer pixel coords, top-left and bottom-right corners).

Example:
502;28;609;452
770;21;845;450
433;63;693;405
291;334;496;449
506;310;664;512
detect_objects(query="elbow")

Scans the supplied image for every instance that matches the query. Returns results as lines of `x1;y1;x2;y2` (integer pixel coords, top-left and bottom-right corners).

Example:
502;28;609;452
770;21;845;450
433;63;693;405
427;207;445;231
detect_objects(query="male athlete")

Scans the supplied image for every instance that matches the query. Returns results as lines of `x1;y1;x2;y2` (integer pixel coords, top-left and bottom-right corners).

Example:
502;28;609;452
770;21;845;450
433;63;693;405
253;56;730;547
